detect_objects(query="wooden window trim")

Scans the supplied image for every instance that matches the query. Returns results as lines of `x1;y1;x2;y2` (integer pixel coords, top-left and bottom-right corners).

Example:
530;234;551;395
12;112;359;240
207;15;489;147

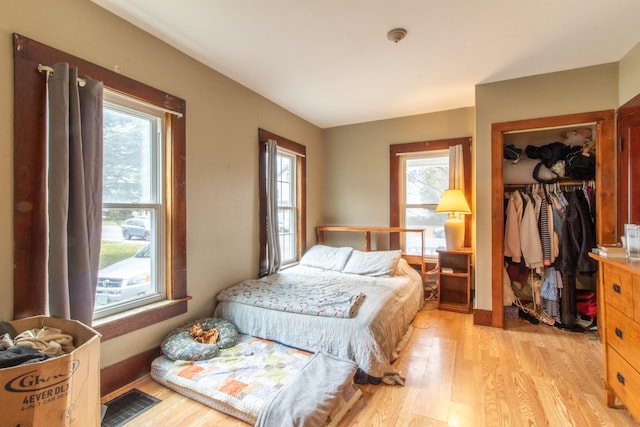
389;137;472;249
12;33;188;340
258;129;307;276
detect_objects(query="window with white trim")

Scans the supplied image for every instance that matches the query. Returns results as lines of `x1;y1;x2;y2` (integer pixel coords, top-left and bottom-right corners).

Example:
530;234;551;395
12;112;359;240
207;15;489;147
13;33;187;341
94;92;166;319
400;150;450;256
258;129;306;276
389;137;471;258
276;149;297;265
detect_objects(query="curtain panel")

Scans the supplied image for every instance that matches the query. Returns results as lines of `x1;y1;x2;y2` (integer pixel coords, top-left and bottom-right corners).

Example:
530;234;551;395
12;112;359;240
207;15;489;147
265;139;281;275
47;63;103;326
449;144;465;191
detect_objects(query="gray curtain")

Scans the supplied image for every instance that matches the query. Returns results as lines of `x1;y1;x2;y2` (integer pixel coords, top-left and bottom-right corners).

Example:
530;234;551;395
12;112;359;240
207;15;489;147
48;63;103;326
265;139;281;274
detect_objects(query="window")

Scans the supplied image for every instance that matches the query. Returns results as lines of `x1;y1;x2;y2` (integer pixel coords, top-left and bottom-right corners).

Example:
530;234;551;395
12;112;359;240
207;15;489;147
13;34;187;340
276;150;297;264
94;93;166;319
401;151;450;256
389;137;471;256
258;129;306;275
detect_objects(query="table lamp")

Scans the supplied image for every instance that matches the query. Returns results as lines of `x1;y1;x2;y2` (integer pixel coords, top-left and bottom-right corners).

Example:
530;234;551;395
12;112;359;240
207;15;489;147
435;189;471;250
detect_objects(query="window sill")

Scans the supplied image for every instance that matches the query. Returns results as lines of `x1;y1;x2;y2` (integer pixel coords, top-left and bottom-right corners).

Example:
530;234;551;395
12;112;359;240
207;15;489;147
94;297;191;341
279;262;299;271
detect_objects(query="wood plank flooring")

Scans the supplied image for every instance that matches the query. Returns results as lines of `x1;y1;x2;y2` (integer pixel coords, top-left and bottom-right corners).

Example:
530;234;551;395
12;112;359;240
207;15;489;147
102;305;640;426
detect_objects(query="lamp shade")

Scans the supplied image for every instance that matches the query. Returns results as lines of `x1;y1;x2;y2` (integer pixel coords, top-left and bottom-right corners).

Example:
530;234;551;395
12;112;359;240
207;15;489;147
435;189;471;214
435;189;470;250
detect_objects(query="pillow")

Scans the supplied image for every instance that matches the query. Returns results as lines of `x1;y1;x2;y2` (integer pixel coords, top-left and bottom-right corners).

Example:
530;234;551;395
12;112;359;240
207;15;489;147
299;245;353;271
161;317;238;361
342;249;402;277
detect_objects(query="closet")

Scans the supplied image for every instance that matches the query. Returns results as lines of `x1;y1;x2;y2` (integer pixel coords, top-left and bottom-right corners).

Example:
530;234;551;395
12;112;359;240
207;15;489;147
490;111;616;328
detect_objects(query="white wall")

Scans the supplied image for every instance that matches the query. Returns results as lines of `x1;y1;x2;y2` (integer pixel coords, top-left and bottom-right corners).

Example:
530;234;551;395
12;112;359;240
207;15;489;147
0;0;324;367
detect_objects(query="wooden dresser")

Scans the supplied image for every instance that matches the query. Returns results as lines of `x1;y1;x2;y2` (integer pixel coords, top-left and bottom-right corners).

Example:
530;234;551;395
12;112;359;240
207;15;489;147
591;253;640;421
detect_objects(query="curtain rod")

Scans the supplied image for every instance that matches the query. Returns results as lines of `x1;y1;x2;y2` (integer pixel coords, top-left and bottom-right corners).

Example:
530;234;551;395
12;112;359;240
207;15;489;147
265;140;306;158
38;64;85;87
37;64;183;119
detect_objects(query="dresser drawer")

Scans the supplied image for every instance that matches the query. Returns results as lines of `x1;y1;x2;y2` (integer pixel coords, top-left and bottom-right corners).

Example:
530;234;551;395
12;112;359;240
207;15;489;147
603;263;635;317
605;304;640;368
607;346;640;420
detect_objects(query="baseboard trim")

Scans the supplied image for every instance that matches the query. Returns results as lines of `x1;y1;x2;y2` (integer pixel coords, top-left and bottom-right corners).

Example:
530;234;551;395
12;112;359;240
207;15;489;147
473;309;492;326
101;347;161;396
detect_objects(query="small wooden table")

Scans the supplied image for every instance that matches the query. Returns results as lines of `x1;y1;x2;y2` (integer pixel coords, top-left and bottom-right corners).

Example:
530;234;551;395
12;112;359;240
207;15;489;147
437;248;473;313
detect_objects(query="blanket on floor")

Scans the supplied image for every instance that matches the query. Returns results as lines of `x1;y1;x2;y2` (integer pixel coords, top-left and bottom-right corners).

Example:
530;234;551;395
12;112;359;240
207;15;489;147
255;352;358;427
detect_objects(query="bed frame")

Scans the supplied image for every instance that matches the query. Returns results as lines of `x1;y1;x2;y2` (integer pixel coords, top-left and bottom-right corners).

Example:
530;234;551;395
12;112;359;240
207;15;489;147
315;226;427;278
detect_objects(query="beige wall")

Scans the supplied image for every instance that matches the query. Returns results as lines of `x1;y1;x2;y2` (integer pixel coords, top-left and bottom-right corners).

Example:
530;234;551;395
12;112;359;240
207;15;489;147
620;41;640;106
322;107;474;228
474;63;619;310
1;0;323;368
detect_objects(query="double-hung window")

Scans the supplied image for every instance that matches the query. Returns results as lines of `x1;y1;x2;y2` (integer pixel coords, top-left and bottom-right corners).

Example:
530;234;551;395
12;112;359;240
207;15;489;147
95;92;166;318
276;149;297;264
401;150;450;256
258;129;306;275
390;137;471;257
13;34;187;341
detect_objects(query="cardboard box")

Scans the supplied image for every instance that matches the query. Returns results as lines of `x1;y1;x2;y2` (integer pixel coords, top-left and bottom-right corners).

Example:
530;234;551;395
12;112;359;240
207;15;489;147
0;316;101;427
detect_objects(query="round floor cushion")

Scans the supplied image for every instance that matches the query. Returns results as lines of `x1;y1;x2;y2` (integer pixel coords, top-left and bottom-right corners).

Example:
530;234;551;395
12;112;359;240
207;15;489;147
161;318;238;361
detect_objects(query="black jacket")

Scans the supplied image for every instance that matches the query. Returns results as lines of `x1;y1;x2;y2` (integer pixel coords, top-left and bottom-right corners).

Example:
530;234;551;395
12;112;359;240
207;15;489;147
557;190;597;275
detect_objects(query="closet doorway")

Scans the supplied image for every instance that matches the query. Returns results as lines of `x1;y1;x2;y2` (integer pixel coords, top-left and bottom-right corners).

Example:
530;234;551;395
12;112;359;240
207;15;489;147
490;110;616;328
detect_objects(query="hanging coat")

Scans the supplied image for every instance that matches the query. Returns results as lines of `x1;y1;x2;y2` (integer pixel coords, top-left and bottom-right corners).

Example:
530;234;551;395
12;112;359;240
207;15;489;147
557;190;597;274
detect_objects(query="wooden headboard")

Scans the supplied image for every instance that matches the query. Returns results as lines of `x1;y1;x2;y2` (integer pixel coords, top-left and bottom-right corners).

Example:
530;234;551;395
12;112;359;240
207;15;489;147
315;226;426;277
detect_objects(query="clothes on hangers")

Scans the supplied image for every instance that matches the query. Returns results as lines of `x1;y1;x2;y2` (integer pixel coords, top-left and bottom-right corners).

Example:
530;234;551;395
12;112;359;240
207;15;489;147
504;180;595;326
556;189;597;275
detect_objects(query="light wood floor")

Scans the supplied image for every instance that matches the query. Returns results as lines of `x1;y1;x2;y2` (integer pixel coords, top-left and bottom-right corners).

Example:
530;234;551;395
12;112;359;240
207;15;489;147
103;305;640;426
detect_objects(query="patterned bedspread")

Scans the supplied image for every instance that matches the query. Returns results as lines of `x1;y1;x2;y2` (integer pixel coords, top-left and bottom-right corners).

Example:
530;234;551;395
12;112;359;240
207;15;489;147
214;259;424;382
216;279;365;318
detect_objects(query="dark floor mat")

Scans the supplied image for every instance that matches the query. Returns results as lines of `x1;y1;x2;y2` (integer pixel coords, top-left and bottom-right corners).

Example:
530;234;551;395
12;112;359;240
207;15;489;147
101;388;161;427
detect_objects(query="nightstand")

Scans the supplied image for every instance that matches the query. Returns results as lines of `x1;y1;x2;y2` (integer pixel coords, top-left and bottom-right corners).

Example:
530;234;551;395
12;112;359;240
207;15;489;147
437;248;472;313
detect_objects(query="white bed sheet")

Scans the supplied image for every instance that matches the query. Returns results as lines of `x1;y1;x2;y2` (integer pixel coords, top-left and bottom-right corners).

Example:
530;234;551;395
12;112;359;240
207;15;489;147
214;258;423;380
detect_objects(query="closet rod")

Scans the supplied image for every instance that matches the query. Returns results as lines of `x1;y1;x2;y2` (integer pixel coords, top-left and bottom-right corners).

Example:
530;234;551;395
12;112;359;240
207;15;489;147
37;64;184;119
504;180;591;188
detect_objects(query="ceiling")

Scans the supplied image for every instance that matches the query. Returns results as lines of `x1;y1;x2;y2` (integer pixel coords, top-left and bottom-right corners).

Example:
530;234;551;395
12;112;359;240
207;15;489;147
92;0;640;128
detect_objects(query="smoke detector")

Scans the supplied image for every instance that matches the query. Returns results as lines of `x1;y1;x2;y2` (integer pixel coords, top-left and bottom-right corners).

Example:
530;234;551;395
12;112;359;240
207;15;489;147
387;28;407;43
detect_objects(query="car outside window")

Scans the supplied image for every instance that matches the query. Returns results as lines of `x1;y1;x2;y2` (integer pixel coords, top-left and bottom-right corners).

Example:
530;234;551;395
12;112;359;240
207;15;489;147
121;218;151;240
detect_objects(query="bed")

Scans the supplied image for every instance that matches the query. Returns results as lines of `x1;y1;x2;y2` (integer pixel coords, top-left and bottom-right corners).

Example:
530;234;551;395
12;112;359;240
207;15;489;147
213;243;424;384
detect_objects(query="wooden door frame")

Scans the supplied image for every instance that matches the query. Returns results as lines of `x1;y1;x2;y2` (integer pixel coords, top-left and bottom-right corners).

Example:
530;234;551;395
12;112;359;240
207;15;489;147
617;93;640;234
490;110;616;328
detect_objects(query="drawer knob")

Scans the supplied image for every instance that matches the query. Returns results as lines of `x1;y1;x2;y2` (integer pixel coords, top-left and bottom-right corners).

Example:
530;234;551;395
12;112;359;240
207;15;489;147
613;283;622;294
615;327;624;339
617;372;626;386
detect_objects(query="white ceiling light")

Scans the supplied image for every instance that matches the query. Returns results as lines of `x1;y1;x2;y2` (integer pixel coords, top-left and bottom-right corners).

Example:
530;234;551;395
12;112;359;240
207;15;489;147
387;28;407;43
